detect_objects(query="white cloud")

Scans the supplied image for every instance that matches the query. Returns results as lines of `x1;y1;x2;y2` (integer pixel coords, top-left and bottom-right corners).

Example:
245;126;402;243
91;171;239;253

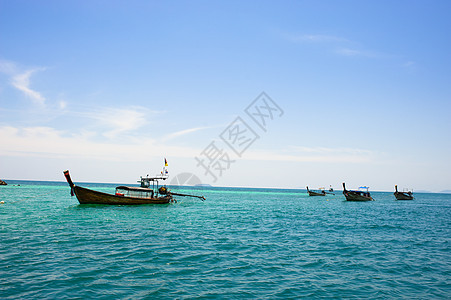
164;126;210;141
291;146;373;155
0;125;199;161
0;125;376;166
11;69;46;105
0;59;17;74
58;100;67;110
0;59;46;105
335;47;362;57
402;61;416;72
283;33;387;59
85;106;150;138
287;34;348;43
335;47;383;58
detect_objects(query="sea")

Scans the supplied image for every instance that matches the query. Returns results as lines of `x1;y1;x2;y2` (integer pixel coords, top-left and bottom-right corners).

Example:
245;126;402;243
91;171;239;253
0;180;450;299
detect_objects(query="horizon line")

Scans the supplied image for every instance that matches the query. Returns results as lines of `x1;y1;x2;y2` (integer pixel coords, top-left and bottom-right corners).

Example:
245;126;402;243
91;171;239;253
2;178;450;194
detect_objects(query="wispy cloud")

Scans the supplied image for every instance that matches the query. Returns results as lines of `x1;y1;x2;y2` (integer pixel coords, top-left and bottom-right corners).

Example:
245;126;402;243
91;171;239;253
0;59;17;74
286;34;348;43
402;61;417;72
291;146;373;156
283;32;387;59
58;100;67;110
0;59;47;105
0;125;199;161
335;47;383;58
335;47;362;57
0;123;376;165
403;61;415;68
164;126;210;141
86;106;150;138
11;69;47;105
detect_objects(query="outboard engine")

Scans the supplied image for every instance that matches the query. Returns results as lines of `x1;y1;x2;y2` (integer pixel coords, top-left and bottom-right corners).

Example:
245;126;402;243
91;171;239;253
159;186;168;195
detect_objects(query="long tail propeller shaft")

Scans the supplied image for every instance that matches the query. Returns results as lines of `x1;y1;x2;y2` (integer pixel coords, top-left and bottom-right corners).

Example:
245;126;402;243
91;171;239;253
170;192;205;201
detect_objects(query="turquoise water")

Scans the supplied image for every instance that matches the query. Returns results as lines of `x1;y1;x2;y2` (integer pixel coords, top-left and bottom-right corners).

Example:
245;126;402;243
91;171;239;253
1;181;450;299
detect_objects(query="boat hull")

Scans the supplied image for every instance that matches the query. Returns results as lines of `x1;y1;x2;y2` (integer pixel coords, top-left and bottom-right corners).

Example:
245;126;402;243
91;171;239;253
74;186;172;205
343;191;374;201
394;192;413;200
308;191;326;196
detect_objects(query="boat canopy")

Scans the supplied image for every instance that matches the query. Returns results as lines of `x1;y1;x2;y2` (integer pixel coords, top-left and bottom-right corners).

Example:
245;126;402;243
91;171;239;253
115;186;154;198
116;186;153;191
139;175;168;188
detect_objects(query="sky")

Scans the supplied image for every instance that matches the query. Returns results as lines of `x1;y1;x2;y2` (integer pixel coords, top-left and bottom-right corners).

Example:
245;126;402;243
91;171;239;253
1;0;450;192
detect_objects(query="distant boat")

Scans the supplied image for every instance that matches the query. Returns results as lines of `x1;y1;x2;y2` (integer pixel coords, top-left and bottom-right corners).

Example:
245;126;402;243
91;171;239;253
306;186;326;196
394;185;413;200
342;183;374;201
63;170;205;205
329;185;334;192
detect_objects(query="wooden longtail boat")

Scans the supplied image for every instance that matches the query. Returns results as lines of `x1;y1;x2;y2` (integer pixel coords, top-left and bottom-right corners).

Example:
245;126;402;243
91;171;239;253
342;182;374;201
63;170;205;205
306;186;326;196
394;185;414;200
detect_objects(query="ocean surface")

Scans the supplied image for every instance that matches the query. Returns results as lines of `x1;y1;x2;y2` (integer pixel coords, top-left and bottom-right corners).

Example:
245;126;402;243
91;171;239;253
1;180;450;299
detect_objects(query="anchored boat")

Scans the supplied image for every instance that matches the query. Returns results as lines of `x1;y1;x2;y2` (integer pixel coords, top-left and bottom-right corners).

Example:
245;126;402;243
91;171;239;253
63;170;205;205
342;182;374;201
306;186;326;196
394;185;414;200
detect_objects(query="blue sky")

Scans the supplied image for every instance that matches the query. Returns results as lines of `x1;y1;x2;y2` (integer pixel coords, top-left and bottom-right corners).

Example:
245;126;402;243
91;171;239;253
1;0;450;191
